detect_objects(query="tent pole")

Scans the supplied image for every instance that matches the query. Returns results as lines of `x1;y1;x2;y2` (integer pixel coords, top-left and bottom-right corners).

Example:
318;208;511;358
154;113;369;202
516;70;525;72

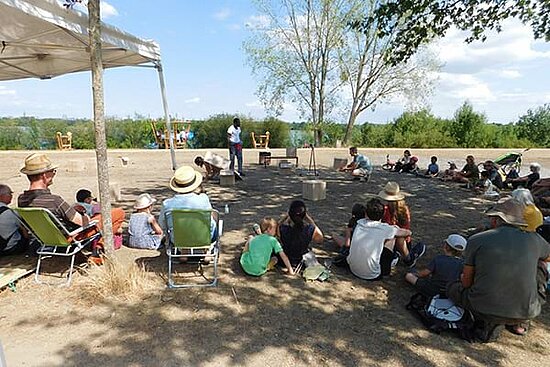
156;61;176;170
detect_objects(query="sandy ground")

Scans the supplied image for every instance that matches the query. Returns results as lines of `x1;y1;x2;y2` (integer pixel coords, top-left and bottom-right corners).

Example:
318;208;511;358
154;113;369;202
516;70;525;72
0;147;549;367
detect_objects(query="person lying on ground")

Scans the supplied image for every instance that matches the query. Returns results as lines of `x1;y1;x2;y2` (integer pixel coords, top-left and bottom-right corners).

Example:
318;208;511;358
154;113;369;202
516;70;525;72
392;150;411;172
425;156;439;177
0;184;29;256
240;217;294;276
338;147;372;181
278;200;323;267
451;155;480;184
505;163;541;190
331;203;366;256
511;188;543;232
128;193;164;250
405;234;467;297
345;198;425;280
447;197;550;338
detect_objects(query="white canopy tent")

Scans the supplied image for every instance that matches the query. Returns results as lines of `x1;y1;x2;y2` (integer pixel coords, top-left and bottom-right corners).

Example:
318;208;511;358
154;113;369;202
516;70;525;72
0;0;177;168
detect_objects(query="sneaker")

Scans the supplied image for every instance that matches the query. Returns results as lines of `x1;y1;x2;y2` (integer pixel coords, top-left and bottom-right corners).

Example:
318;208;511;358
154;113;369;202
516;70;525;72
406;242;426;268
391;251;400;268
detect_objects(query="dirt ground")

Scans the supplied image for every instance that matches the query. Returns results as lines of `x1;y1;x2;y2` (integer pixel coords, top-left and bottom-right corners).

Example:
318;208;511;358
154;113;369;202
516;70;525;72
1;147;550;367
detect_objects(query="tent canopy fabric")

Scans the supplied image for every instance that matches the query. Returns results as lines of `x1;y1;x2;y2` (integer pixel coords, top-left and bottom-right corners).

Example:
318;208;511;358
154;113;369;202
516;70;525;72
0;0;161;81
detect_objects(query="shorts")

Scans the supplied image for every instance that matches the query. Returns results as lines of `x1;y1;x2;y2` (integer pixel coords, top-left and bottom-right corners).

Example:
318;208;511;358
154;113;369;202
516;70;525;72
414;278;443;297
352;168;370;177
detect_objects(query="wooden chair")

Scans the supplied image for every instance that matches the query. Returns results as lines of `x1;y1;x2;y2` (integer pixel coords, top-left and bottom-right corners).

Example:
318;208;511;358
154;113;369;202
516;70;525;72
56;132;72;150
251;131;270;149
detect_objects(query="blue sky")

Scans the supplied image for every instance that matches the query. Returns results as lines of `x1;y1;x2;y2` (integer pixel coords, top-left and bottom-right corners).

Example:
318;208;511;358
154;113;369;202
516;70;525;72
1;0;549;124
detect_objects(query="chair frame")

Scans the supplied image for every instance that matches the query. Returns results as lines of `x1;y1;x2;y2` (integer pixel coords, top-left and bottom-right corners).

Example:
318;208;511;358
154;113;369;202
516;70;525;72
164;209;222;289
15;207;101;286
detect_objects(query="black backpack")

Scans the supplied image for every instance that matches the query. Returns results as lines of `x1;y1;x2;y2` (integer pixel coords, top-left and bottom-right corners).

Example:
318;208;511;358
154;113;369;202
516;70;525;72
406;293;476;342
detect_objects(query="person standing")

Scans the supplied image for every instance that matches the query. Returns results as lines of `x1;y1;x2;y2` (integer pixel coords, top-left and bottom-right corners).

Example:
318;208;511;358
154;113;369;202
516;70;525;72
227;117;244;176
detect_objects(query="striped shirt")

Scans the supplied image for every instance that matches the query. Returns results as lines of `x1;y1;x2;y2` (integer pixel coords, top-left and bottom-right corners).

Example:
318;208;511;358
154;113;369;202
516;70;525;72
18;189;81;230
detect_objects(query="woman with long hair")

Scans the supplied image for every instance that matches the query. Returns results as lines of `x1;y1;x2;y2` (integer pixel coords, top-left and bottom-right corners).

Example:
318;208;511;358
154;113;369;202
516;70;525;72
378;182;411;245
278;200;323;267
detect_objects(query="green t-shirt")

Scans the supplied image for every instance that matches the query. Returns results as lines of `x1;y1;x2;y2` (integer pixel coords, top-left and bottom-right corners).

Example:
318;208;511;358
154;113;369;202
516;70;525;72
240;234;283;276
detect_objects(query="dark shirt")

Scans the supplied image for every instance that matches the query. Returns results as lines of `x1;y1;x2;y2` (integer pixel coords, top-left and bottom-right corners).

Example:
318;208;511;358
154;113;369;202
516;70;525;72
279;223;314;266
527;172;540;189
461;163;480;181
427;255;463;290
488;168;504;189
18;189;80;230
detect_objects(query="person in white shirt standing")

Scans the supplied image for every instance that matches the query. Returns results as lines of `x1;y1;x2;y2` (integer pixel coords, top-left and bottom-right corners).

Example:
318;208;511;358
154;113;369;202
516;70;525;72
227;117;244;176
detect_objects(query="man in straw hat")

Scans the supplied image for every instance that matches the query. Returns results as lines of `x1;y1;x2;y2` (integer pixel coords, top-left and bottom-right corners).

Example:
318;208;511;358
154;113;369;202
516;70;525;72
447;197;550;340
17;153;112;264
159;165;218;242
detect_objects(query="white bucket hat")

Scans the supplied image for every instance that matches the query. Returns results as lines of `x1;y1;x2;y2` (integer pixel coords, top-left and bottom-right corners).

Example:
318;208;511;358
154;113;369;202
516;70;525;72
134;193;156;210
445;234;467;252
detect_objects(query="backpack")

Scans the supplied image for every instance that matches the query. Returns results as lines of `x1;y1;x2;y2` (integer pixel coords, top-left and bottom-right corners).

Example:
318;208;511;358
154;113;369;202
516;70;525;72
406;293;475;342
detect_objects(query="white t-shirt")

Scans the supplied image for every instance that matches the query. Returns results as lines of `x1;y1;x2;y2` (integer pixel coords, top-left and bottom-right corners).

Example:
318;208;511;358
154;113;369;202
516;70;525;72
227;125;241;144
347;219;398;280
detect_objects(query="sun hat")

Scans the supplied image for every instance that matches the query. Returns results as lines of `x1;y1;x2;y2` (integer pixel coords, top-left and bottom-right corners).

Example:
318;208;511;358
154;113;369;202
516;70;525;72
169;165;203;194
378;181;405;201
134;193;156;210
76;189;95;203
20;153;58;175
485;197;527;227
445;234;467;252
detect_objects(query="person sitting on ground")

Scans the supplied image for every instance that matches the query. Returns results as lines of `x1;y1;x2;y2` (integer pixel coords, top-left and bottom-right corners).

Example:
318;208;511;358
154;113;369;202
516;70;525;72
278;200;323;268
393;150;411;172
159;165;219;243
474;170;499;199
439;162;459;181
17;153;119;265
482;161;504;190
379;182;412;247
447;197;550;339
128;193;164;250
346;198;425;280
405;234;467;297
506;163;541;190
240;217;294;276
452;155;480;185
512;188;543;232
338;147;372;181
331;203;366;256
401;156;419;174
74;188;126;249
0;184;29;256
425;156;439;177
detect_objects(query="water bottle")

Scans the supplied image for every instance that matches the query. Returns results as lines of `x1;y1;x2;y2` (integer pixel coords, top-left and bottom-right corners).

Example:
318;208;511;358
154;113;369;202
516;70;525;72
224;204;229;214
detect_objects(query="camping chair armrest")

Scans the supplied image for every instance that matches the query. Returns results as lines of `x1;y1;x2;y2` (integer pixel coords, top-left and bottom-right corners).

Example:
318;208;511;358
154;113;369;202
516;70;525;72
67;220;98;237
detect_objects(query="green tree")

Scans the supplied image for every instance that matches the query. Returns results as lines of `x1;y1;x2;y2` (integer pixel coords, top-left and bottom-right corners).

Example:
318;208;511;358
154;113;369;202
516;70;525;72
390;110;455;148
516;104;550;147
354;0;550;65
451;102;487;148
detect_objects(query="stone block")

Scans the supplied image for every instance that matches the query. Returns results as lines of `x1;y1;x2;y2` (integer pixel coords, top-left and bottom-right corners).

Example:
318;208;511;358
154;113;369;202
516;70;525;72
333;158;348;170
258;151;271;165
286;147;297;157
220;170;235;186
302;180;326;201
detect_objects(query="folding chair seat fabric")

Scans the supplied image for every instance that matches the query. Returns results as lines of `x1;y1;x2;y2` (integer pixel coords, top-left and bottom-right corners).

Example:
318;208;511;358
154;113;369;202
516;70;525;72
15;207;100;286
165;209;221;288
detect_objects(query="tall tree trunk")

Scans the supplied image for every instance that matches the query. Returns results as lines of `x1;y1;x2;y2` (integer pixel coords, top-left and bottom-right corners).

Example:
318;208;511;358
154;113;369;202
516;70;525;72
343;109;359;145
88;0;114;254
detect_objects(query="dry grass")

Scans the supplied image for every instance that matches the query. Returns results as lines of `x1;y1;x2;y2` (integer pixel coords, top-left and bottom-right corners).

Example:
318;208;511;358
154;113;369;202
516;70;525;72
79;256;157;303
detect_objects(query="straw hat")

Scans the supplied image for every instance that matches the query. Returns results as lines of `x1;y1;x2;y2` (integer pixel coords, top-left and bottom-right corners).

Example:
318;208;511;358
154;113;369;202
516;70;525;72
134;193;156;210
445;234;467;252
485;197;527;227
169;166;203;194
20;153;58;175
378;181;405;201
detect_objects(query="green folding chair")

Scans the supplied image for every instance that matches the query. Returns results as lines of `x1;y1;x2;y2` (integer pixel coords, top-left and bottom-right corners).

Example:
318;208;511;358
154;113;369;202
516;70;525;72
15;207;101;286
165;209;222;288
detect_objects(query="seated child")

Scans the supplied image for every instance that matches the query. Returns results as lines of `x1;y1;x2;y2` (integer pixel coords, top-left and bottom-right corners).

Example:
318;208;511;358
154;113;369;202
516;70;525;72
401;156;419;173
475;170;499;198
75;189;101;217
393;150;411;172
128;193;163;250
439;162;458;181
240;217;294;276
405;234;466;297
425;156;439;176
332;203;366;257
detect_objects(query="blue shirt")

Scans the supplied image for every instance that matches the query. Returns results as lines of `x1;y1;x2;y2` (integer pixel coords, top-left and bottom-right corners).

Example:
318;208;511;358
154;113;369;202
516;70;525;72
353;154;372;171
427;163;439;174
159;193;216;239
